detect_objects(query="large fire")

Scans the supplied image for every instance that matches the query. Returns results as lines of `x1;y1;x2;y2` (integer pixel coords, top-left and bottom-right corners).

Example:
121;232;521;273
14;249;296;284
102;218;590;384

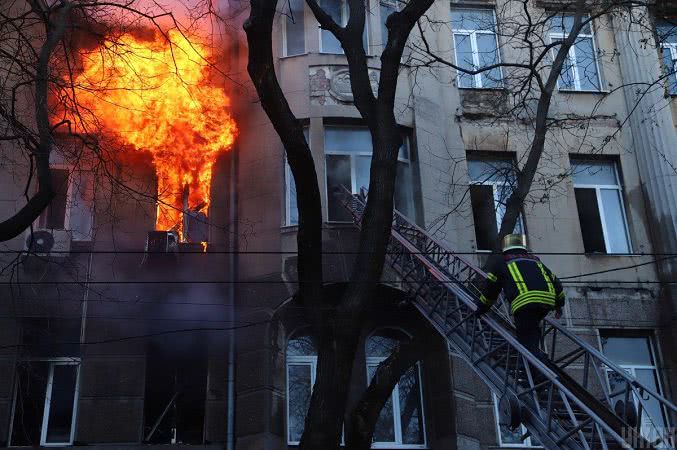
71;30;237;236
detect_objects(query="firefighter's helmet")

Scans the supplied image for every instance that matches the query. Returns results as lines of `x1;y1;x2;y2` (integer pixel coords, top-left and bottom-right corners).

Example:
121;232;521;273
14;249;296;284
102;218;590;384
502;234;527;252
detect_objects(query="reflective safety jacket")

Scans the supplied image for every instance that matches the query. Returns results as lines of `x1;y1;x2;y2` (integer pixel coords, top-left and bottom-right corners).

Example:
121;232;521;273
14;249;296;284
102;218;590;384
479;251;565;315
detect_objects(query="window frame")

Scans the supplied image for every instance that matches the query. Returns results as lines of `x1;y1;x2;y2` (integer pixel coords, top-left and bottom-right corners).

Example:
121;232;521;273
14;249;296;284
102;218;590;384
283;128;309;227
599;334;670;441
37;165;95;242
318;0;370;54
8;358;81;447
324;125;412;223
548;16;603;92
450;8;503;89
467;158;525;251
365;329;427;449
570;160;632;254
492;393;542;448
661;43;677;95
286;355;317;445
282;0;306;57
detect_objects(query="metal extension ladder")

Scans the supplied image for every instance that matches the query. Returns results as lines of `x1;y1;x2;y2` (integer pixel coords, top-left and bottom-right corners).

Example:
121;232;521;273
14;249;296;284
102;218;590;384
341;188;676;450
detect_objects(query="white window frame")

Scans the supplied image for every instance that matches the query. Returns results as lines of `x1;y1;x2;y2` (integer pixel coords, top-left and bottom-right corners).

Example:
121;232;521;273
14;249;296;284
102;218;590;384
282;0;306;57
318;0;370;54
548;17;602;92
365;358;427;449
468;159;525;251
600;336;669;442
286;355;317;445
571;161;632;254
450;8;503;89
324;126;411;222
8;358;81;447
661;43;677;94
492;393;542;448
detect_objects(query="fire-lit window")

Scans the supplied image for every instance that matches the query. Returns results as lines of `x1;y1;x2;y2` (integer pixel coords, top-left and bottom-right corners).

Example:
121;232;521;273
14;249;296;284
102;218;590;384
325;126;415;222
38;167;95;241
319;0;369;54
467;157;524;251
283;0;305;56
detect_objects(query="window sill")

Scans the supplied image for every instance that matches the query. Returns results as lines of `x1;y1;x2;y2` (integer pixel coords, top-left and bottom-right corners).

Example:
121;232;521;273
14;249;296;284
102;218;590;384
280;52;309;59
458;86;506;91
281;225;299;233
557;89;609;94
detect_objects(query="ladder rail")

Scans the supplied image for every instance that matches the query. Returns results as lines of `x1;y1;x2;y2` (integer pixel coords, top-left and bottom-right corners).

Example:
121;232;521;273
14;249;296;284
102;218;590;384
341;187;675;449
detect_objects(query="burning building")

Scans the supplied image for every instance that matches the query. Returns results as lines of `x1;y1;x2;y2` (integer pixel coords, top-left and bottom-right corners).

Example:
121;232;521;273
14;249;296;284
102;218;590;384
0;1;676;449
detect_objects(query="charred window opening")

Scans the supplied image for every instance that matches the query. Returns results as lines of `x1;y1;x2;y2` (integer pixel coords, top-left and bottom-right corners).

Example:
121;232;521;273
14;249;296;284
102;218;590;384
9;319;81;447
144;337;207;444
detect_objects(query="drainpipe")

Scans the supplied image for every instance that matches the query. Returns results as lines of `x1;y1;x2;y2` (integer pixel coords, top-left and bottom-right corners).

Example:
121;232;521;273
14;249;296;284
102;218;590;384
226;139;238;450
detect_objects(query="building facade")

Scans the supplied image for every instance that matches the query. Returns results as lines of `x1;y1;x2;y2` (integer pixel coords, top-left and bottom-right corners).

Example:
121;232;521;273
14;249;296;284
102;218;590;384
0;1;675;449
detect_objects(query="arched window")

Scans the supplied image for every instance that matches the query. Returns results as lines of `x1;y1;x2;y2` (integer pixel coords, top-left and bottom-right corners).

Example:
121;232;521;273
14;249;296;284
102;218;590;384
366;329;426;448
286;331;317;445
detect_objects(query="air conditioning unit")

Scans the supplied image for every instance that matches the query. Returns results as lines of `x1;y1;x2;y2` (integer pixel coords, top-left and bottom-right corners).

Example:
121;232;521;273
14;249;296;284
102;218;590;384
145;231;179;253
24;229;72;257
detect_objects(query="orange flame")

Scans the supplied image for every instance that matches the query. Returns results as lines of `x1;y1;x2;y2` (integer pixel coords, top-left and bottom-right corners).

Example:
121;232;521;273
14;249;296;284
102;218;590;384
71;30;237;235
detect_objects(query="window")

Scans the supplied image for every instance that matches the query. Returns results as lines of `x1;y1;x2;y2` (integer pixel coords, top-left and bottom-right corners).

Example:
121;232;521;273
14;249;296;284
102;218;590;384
286;332;317;445
379;0;399;47
467;158;524;251
284;128;309;226
450;9;502;88
366;329;426;448
548;15;601;91
38;168;95;241
657;19;677;95
325;126;415;222
600;334;669;442
492;393;541;447
570;160;631;254
283;0;305;56
9;359;80;446
144;338;207;444
319;0;368;53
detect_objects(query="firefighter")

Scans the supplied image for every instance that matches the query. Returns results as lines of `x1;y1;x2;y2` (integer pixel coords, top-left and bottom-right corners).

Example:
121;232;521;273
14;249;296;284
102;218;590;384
476;234;565;357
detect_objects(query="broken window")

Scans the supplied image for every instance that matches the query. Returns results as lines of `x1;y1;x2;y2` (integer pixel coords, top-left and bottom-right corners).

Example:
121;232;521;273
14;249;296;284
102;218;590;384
9;360;80;446
571;160;631;254
144;338;207;444
468;158;524;251
366;329;426;447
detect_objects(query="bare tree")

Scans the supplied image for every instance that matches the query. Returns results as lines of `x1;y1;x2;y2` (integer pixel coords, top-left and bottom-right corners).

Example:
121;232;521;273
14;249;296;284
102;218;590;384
245;0;675;448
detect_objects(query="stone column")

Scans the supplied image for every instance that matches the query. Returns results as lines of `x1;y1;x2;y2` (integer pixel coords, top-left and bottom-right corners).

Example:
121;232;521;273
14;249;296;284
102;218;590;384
613;9;677;272
613;6;677;415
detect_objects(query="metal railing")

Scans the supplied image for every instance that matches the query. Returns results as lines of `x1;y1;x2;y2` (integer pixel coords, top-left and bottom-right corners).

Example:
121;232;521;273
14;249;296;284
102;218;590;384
341;187;676;450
